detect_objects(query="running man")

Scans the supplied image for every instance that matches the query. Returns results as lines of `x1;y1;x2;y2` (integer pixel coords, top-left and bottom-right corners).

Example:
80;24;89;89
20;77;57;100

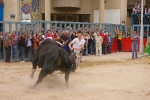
69;31;85;71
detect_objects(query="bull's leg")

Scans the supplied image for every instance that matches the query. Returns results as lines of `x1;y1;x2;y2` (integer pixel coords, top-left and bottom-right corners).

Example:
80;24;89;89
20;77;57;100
30;60;38;79
30;69;36;80
31;68;50;89
65;71;70;87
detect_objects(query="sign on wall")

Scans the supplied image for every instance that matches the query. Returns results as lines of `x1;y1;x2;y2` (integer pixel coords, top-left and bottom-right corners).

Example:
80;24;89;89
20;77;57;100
10;14;15;19
104;9;120;24
94;9;120;24
94;10;99;23
19;0;39;22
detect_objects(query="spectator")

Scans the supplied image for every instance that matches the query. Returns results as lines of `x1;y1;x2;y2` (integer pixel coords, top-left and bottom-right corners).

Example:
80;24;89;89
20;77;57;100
61;31;68;51
27;34;34;61
100;30;107;54
94;32;103;56
18;33;26;63
54;30;61;42
87;32;92;56
91;32;96;54
38;33;44;42
84;32;89;55
5;33;12;63
46;30;54;40
33;34;39;53
144;31;147;38
132;5;138;14
131;30;139;59
71;31;77;41
144;5;148;14
121;20;125;25
0;31;3;60
127;31;131;38
11;31;18;60
114;30;123;52
107;33;114;54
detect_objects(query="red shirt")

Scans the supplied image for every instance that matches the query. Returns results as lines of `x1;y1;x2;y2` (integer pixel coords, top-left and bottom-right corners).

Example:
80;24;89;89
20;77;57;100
46;33;54;40
100;33;107;44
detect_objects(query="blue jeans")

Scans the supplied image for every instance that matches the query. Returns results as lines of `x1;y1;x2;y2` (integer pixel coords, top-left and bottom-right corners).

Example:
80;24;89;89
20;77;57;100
91;42;96;54
132;43;138;58
12;44;17;59
28;46;33;61
85;43;88;55
20;46;25;61
62;44;67;51
0;49;2;60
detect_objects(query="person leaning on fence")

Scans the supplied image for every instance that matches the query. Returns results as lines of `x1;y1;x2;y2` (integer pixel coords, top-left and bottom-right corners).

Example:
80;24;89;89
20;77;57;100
114;30;122;52
107;33;114;54
131;30;139;59
33;35;39;54
5;33;12;63
94;32;103;56
18;33;26;63
0;32;3;60
61;31;69;51
27;34;34;61
11;31;18;60
100;30;107;54
69;31;85;72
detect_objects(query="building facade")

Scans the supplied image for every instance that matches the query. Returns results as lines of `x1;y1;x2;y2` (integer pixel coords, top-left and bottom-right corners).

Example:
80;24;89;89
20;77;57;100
2;0;128;25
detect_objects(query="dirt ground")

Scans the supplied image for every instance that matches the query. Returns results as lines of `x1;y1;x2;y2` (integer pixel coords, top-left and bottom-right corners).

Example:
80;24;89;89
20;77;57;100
0;52;150;100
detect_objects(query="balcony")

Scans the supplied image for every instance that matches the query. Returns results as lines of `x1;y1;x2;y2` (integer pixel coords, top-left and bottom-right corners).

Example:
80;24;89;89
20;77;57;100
131;14;150;25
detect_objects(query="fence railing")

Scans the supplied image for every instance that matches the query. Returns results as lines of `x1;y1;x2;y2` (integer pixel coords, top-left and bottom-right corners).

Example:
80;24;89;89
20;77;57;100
0;20;126;62
131;14;150;26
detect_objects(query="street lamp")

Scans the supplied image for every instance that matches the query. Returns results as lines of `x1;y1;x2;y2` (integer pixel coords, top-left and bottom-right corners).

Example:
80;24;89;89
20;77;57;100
139;0;144;55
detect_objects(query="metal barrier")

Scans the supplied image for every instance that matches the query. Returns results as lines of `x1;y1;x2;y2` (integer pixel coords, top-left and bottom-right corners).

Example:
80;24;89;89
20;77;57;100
133;25;150;37
131;14;150;26
0;20;126;62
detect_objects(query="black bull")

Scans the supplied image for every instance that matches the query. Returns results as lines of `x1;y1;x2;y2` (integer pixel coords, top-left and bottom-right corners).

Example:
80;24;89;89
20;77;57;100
30;39;76;88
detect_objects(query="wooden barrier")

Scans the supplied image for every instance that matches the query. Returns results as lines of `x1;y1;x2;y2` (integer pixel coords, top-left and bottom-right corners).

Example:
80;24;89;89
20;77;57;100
112;38;148;52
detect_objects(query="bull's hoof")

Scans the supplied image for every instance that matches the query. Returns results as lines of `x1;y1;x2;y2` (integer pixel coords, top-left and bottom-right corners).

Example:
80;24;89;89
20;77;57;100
29;75;34;80
65;83;69;88
29;85;36;89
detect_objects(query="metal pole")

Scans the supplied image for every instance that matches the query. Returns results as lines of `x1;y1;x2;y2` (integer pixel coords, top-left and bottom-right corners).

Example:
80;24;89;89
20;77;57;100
139;0;144;54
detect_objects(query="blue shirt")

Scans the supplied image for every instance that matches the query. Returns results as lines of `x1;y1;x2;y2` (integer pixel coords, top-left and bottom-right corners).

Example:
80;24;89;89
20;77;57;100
27;38;32;46
131;34;139;44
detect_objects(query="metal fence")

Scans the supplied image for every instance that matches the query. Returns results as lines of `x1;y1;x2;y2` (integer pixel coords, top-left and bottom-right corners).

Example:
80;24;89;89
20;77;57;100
131;14;150;26
0;20;126;62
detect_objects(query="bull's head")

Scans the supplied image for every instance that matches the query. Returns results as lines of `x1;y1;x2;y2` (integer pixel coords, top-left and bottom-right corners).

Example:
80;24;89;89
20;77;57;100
70;51;77;70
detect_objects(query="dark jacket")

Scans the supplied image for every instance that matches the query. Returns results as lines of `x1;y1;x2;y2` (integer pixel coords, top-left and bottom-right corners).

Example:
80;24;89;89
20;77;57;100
19;37;26;47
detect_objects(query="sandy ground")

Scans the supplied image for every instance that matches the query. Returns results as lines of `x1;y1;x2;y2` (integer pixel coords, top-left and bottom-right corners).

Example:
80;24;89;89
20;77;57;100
0;52;150;100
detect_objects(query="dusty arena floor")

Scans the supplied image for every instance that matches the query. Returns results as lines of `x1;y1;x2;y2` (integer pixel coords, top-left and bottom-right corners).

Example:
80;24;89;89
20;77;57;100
0;52;150;100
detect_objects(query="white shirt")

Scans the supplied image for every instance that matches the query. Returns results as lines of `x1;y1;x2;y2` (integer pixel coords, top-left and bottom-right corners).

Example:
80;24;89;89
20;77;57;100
72;38;85;53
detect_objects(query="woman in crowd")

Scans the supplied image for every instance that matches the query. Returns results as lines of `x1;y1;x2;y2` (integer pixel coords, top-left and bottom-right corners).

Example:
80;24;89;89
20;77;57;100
5;33;12;63
18;33;26;63
61;31;68;51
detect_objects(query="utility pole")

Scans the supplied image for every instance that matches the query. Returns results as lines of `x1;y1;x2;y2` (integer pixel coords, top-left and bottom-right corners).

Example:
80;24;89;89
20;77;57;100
139;0;144;54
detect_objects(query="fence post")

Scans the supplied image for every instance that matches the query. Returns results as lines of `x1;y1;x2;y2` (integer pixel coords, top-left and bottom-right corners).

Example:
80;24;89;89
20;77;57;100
60;23;62;35
33;23;36;35
9;23;12;34
39;21;42;33
2;22;5;61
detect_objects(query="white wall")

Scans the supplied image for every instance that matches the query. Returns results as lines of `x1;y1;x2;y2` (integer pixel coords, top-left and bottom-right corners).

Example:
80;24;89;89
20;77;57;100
104;9;120;24
93;9;120;24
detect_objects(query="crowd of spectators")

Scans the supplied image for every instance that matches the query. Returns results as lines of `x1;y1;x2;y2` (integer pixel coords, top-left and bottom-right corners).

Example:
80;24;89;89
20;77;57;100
0;26;117;63
132;4;149;14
